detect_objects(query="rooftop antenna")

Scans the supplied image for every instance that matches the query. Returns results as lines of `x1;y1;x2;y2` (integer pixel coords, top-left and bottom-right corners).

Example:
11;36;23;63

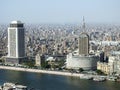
82;16;86;33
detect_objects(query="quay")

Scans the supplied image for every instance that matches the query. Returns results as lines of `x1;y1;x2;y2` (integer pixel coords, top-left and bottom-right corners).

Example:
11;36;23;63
0;66;120;82
0;66;81;77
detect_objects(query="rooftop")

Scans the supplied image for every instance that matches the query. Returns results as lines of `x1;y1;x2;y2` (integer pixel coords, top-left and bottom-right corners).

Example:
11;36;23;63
11;21;22;24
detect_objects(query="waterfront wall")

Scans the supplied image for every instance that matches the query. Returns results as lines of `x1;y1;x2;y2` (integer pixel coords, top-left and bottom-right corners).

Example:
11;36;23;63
0;66;80;77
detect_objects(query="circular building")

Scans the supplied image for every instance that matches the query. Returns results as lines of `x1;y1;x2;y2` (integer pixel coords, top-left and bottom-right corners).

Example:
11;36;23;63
66;53;99;70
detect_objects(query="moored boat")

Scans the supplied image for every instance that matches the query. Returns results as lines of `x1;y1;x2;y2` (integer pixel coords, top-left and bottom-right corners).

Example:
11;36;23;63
93;77;106;82
80;75;93;80
0;82;27;90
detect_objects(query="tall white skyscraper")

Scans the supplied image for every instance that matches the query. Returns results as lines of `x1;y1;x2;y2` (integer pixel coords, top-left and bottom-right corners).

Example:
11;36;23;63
6;21;25;64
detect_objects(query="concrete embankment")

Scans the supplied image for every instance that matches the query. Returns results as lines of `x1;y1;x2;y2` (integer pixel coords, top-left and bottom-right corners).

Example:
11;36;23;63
0;66;80;77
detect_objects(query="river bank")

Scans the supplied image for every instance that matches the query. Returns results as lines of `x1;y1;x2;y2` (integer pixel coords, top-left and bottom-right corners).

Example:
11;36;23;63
0;66;81;77
1;66;120;82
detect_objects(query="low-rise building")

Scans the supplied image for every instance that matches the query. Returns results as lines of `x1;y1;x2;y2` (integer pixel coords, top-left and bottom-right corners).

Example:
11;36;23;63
97;61;110;74
97;56;120;75
35;54;45;67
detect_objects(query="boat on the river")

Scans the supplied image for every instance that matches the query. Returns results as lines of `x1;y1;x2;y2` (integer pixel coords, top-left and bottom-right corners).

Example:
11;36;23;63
107;76;117;81
0;82;27;90
93;77;106;82
80;75;93;80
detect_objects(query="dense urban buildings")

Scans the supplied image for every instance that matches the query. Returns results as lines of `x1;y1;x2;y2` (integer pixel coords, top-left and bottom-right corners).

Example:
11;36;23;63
5;21;25;65
0;22;120;74
1;0;120;89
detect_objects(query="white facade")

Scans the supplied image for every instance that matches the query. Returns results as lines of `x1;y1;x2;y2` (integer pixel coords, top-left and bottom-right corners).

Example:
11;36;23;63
35;54;41;66
108;56;120;74
7;21;25;58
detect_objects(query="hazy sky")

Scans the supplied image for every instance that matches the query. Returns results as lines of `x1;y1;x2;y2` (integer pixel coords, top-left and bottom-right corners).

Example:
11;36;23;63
0;0;120;24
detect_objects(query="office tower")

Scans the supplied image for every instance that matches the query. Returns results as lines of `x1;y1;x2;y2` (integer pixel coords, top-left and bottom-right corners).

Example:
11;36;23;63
78;17;89;55
78;33;89;55
6;21;25;64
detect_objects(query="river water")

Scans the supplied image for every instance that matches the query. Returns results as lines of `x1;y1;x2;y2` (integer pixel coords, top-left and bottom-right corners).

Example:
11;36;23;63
0;69;120;90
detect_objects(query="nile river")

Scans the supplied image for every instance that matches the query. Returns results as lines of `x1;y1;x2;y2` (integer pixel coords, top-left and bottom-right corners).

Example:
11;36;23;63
0;69;120;90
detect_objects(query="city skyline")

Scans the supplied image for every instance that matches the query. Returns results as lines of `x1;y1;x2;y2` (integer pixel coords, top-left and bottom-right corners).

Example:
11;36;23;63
0;0;120;24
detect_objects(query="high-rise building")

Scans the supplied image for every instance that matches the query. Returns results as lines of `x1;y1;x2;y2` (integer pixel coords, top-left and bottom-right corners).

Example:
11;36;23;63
78;17;89;55
78;33;89;55
6;21;25;64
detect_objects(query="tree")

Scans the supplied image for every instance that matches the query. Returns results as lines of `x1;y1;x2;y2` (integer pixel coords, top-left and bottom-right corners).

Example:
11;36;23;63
23;61;35;68
79;68;84;72
96;70;104;75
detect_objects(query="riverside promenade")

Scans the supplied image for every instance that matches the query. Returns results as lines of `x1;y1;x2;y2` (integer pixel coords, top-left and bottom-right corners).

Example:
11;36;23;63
0;66;81;77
